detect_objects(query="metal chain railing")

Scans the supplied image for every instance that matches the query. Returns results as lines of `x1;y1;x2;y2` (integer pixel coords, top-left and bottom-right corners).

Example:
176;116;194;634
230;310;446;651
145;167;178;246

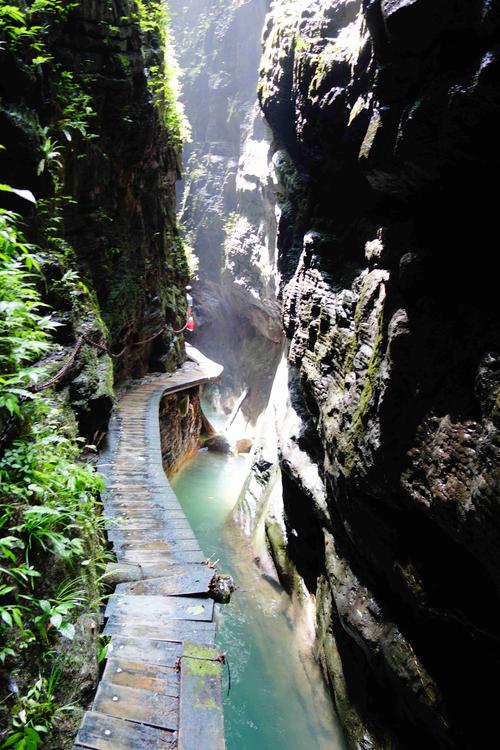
0;318;190;445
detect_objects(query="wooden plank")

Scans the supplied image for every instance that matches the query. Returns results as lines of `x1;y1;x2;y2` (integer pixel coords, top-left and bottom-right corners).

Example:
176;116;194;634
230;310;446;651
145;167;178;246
108;636;181;667
103;657;179;697
120;549;205;564
103;616;216;644
75;712;175;750
115;568;214;597
107;486;151;493
105;594;214;622
103;561;207;583
178;642;225;750
93;682;178;731
107;500;171;508
109;530;198;547
116;538;202;553
113;527;197;541
113;509;176;519
110;500;186;518
116;535;198;547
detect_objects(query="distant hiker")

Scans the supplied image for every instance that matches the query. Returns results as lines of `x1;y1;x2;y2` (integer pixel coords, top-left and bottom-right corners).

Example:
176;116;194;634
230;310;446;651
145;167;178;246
186;285;193;316
185;285;195;331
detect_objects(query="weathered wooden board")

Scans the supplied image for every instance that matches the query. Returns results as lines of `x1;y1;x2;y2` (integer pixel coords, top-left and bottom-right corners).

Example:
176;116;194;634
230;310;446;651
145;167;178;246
103;616;216;644
115;568;214;597
105;594;214;622
113;513;177;524
113;528;198;542
108;636;181;667
110;502;173;510
121;549;205;565
103;657;179;697
178;642;226;750
93;682;178;730
75;712;175;750
109;506;185;518
107;487;152;496
109;532;199;549
103;561;207;583
110;503;186;519
116;539;202;553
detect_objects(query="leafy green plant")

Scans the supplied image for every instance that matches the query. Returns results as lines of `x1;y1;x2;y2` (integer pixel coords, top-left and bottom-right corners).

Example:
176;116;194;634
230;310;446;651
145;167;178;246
0;210;55;416
54;71;96;141
2;669;74;750
134;0;191;148
0;204;107;741
36;128;62;176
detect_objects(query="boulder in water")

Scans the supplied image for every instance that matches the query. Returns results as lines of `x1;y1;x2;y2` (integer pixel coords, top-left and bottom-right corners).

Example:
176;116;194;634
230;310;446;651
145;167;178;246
235;438;252;454
205;434;232;454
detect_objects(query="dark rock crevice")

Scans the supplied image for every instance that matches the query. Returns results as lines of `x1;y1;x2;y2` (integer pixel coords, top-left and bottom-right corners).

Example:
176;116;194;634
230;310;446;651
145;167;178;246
256;0;500;747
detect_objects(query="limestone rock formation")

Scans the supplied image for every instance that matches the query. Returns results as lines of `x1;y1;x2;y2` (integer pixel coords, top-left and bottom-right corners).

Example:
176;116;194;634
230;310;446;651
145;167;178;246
0;0;188;439
170;0;282;420
159;386;205;474
253;0;500;747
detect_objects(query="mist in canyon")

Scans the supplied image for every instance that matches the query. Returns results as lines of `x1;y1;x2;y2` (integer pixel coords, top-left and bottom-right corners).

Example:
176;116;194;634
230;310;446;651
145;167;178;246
1;1;499;748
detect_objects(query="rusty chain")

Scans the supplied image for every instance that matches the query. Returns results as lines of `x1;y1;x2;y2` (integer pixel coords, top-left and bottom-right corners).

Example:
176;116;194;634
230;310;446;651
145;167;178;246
0;319;190;446
30;319;189;393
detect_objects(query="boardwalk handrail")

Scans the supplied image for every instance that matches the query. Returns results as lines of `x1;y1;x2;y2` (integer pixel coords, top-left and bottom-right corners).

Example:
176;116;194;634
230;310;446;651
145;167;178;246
73;350;226;750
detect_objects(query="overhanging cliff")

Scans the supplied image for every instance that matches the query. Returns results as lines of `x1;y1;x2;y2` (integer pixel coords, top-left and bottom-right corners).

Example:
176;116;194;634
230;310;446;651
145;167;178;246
255;1;500;748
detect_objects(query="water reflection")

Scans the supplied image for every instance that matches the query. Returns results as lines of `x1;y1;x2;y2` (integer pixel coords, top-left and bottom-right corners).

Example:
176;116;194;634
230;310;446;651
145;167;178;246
170;443;346;750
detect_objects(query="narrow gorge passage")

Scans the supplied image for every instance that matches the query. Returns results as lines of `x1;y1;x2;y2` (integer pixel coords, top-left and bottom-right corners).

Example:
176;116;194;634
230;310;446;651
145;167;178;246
74;349;226;749
171;405;346;750
1;1;499;749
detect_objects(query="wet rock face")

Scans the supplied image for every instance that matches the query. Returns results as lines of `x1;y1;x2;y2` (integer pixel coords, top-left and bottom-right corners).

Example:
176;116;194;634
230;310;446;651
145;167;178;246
259;1;500;748
170;0;282;420
59;0;188;382
159;386;203;475
0;0;188;438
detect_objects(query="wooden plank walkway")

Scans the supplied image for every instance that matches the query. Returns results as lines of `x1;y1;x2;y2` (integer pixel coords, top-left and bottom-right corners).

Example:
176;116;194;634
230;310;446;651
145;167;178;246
74;347;226;750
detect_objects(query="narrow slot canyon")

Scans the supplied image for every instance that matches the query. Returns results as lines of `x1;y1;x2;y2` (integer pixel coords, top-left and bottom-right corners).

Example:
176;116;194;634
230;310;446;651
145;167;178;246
1;2;499;750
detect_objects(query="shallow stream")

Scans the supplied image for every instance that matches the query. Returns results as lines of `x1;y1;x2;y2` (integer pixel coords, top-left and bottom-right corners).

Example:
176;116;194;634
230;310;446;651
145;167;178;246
170;412;346;750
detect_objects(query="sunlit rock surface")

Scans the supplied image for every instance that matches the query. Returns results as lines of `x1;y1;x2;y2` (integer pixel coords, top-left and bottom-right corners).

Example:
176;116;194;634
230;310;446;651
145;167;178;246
255;0;500;747
170;0;282;420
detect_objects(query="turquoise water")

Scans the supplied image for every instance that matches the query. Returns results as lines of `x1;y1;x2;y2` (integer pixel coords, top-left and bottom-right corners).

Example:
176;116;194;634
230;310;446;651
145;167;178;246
170;423;346;750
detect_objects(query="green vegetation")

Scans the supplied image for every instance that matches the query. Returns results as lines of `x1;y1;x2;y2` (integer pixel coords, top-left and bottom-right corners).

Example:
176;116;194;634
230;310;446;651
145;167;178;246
0;2;95;144
134;0;191;149
0;2;78;61
0;207;108;749
0;2;191;742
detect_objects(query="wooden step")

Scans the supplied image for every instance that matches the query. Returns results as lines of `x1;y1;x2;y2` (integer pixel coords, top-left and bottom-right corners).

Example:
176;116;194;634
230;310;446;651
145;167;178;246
115;568;214;597
103;616;216;644
103;561;209;584
105;594;214;622
120;549;205;565
75;712;175;749
108;636;182;667
178;641;226;750
93;681;178;730
102;657;180;697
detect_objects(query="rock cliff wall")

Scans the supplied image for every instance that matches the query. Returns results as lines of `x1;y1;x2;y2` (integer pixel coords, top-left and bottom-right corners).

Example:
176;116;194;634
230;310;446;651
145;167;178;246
255;1;500;748
159;385;204;475
0;3;188;743
1;0;189;440
170;0;282;420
